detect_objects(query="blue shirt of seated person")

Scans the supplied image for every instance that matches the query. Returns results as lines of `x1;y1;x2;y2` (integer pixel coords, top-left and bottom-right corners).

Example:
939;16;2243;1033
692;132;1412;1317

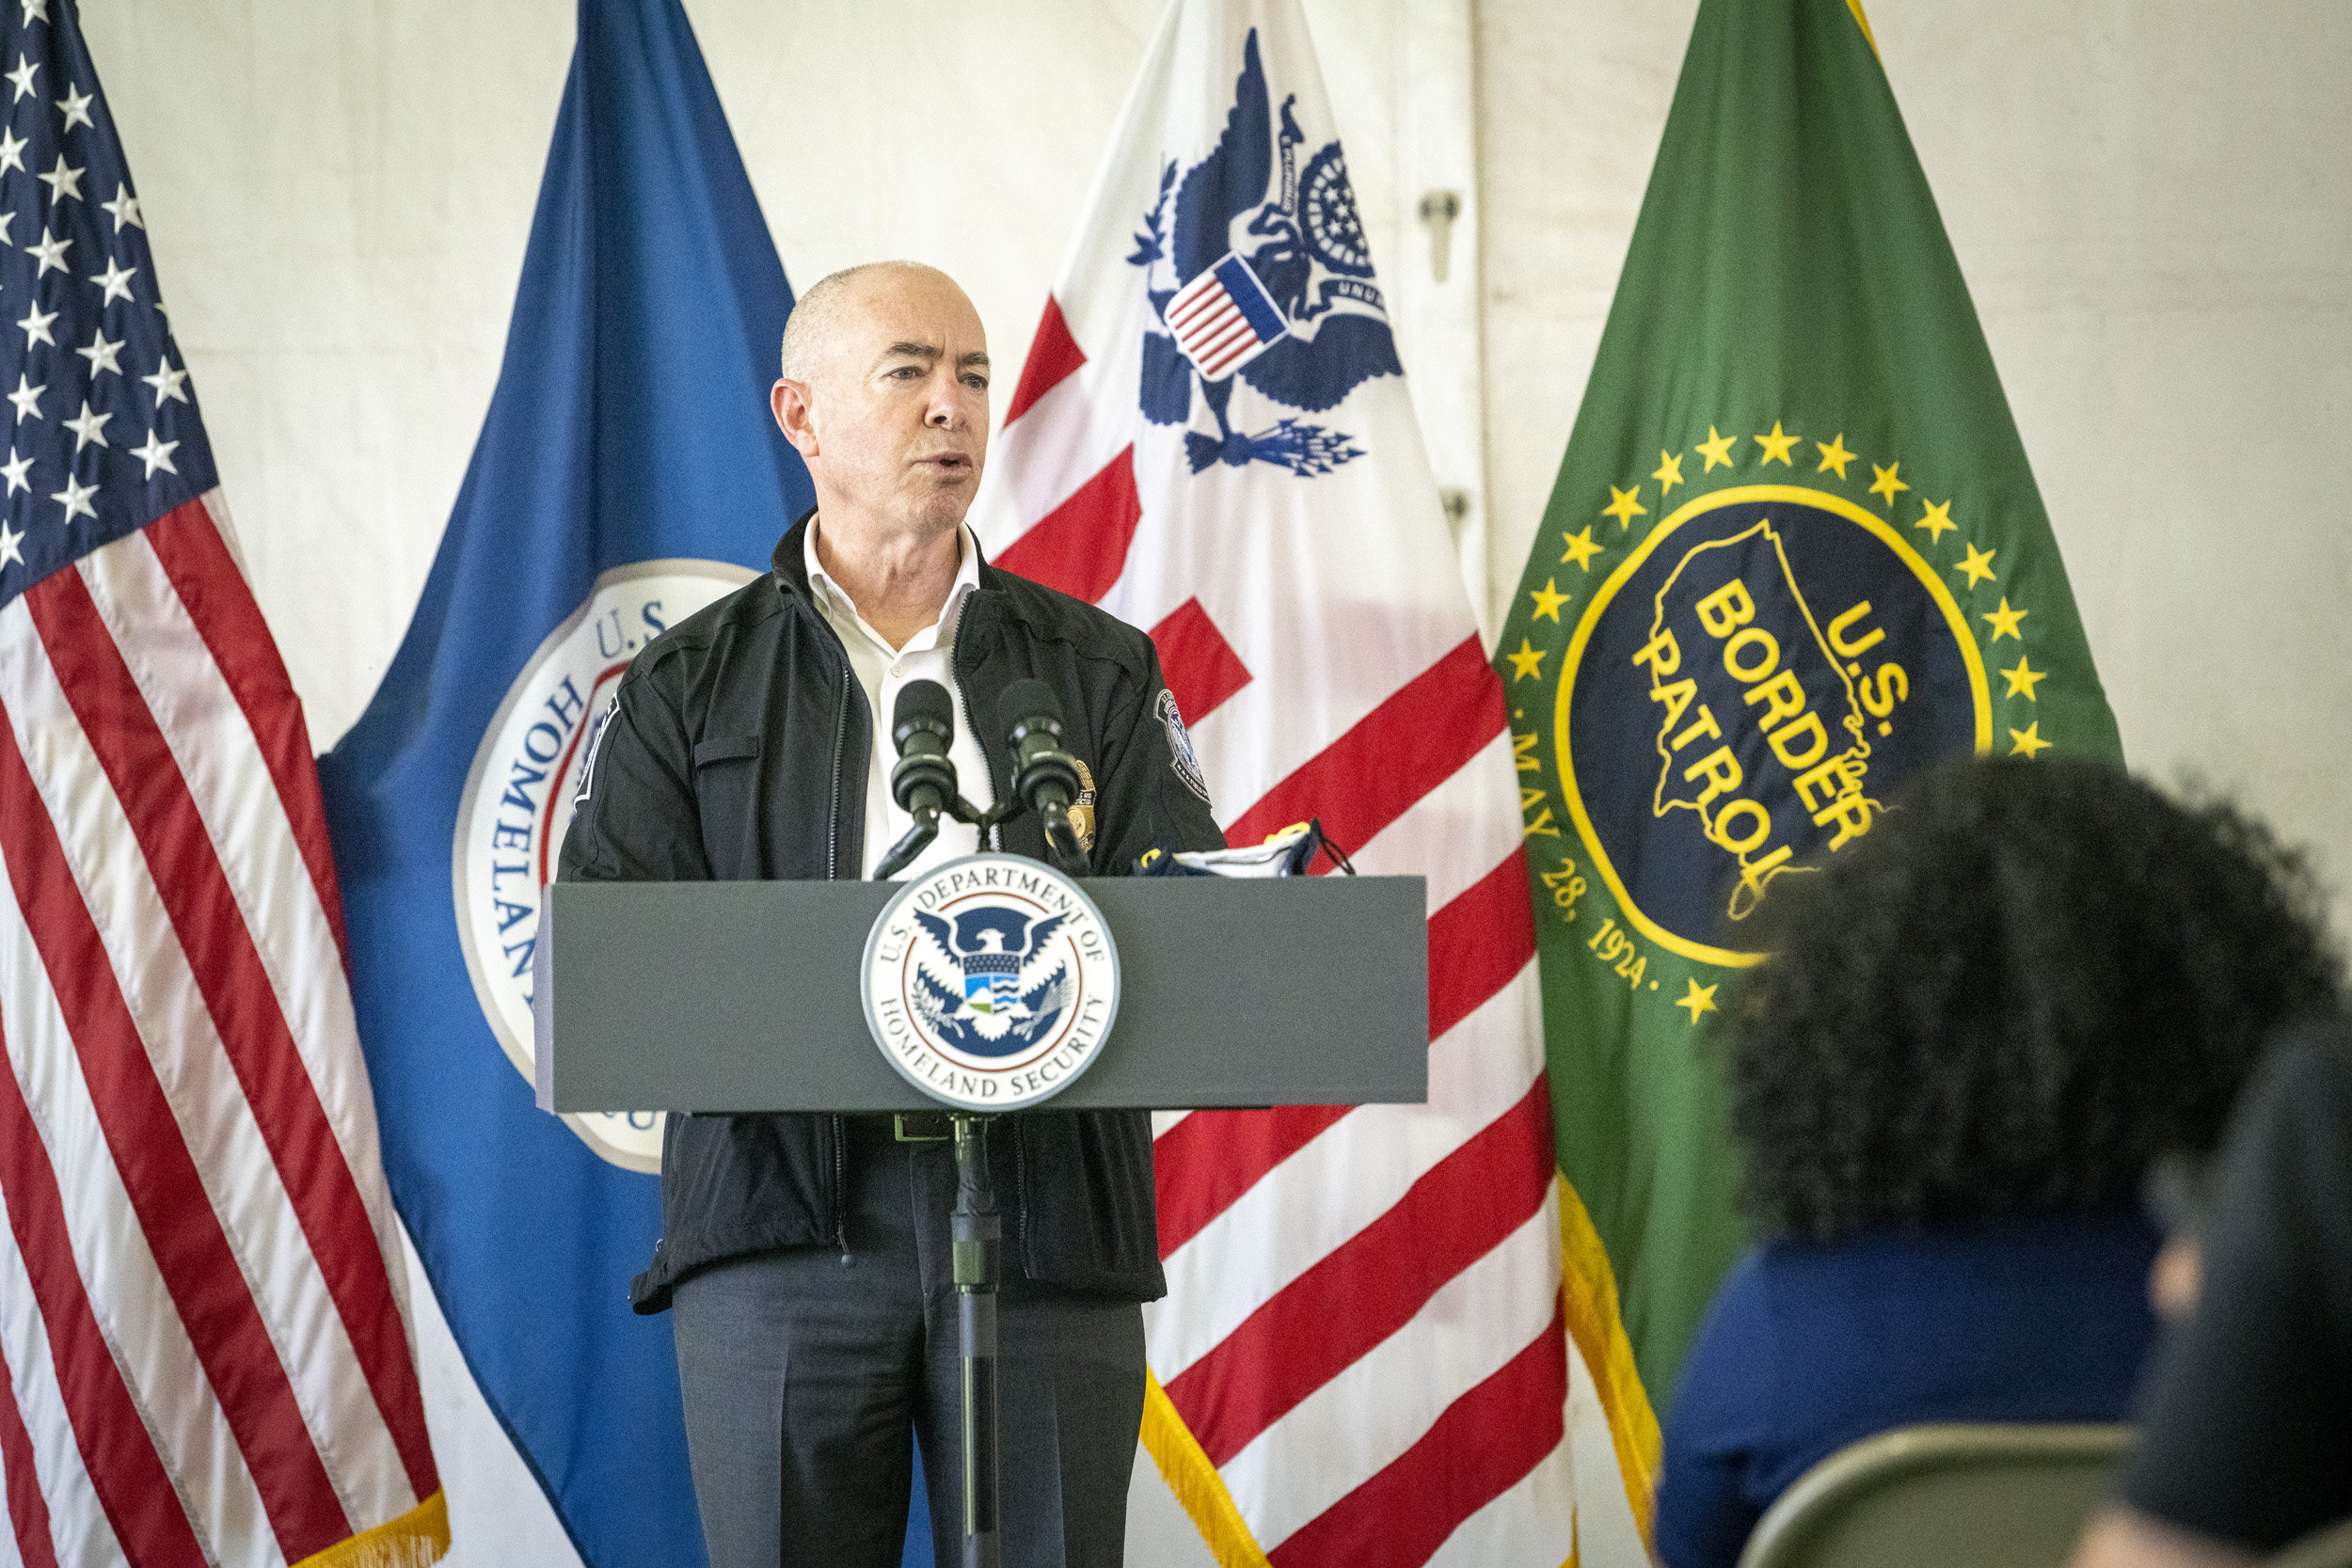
1654;1209;2160;1568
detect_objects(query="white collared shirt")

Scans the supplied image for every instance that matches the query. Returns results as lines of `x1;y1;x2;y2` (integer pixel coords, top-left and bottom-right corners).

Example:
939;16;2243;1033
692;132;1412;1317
804;519;996;880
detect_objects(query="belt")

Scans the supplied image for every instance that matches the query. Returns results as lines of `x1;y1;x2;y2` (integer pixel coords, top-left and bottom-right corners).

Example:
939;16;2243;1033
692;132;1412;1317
893;1111;953;1142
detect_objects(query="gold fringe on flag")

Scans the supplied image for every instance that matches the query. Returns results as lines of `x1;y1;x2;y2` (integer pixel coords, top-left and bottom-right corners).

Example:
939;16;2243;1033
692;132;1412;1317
291;1490;451;1568
1556;1176;1662;1553
1140;1372;1272;1568
1843;0;1882;60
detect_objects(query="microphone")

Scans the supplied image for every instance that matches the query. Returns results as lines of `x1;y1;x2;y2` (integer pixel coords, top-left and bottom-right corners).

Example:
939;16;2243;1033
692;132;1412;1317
872;680;960;880
998;679;1088;872
890;679;959;824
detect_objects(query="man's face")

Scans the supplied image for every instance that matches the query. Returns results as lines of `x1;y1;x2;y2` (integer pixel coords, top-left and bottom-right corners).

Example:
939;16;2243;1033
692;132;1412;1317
777;269;991;537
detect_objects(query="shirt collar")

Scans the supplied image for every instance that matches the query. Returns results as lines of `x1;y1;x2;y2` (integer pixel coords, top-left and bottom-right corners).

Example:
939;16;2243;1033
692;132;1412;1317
803;517;981;655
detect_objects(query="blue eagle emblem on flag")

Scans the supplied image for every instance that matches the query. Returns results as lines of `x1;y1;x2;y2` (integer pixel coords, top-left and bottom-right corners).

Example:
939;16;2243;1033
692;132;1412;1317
908;906;1074;1058
1128;28;1403;476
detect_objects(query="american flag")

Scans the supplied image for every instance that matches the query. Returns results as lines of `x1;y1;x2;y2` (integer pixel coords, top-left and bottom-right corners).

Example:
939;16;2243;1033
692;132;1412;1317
978;3;1585;1562
0;4;442;1565
1163;252;1287;380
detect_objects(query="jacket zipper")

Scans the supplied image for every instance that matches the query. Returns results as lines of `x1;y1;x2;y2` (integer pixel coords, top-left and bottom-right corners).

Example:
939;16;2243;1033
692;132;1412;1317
1012;1119;1030;1274
831;1115;849;1261
954;645;1004;852
827;654;850;880
825;633;853;1257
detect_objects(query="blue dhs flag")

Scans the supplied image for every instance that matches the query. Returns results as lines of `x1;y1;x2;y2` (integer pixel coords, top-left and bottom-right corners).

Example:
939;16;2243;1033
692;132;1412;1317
316;0;812;1560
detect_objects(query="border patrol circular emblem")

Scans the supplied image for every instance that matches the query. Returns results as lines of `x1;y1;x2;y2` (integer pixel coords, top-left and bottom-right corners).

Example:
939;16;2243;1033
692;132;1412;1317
1559;484;1990;968
453;558;755;1171
862;853;1120;1112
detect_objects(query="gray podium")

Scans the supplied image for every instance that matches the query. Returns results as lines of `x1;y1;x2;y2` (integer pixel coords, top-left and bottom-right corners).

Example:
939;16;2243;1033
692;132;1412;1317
532;874;1429;1115
532;870;1428;1568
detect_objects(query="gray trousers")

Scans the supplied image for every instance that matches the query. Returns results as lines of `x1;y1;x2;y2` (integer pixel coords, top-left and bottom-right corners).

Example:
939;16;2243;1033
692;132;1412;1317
671;1119;1146;1568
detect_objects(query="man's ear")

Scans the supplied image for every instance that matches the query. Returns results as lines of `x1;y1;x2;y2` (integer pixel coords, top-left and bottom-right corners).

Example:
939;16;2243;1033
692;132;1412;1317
772;379;819;459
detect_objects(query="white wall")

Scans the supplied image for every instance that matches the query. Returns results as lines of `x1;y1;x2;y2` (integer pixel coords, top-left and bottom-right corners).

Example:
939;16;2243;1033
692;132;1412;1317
75;2;2352;1564
1889;0;2352;912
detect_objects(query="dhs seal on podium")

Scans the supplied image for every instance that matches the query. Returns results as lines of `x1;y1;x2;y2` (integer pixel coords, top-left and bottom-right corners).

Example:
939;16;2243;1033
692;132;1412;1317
863;854;1120;1112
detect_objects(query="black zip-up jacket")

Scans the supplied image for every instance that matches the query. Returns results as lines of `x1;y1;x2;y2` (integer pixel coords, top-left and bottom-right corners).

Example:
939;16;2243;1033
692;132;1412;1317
557;513;1225;1313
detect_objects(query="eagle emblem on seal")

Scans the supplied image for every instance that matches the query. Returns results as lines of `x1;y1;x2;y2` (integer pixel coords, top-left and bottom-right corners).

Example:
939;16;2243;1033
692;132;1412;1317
907;906;1074;1058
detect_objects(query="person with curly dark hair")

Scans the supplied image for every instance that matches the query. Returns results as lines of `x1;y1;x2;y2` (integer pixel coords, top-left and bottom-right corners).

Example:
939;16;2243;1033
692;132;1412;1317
1653;754;2344;1568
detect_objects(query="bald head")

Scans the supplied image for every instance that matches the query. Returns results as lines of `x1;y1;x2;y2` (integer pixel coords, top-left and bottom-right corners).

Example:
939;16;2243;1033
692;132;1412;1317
769;261;991;548
779;261;965;388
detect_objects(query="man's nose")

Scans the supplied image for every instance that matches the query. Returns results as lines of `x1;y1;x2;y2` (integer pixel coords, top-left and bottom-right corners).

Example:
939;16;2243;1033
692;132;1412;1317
925;372;962;427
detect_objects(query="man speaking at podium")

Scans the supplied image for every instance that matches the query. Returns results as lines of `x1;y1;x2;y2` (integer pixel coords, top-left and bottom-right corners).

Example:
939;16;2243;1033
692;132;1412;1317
556;261;1223;1568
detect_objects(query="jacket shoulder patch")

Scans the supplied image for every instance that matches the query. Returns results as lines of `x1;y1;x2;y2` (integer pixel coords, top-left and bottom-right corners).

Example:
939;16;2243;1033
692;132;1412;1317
576;698;620;803
1156;689;1211;802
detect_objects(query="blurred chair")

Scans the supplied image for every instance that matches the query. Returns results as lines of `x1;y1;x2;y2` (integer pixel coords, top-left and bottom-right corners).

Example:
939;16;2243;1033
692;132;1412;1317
2271;1514;2352;1568
1737;1423;2131;1568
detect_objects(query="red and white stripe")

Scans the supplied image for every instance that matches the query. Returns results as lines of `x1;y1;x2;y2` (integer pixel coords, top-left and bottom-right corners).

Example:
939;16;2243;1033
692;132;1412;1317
0;496;437;1565
974;3;1577;1560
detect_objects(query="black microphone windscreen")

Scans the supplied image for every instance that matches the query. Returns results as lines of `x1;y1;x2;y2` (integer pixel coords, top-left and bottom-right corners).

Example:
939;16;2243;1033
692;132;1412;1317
999;678;1062;739
894;678;956;733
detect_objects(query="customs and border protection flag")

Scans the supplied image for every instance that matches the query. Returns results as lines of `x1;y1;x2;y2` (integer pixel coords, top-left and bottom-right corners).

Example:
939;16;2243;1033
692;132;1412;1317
1493;0;2122;1543
974;1;1603;1561
313;0;813;1561
0;1;446;1563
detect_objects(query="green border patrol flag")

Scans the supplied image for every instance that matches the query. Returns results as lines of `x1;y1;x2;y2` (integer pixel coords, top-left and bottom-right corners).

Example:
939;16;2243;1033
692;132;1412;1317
1493;0;2122;1538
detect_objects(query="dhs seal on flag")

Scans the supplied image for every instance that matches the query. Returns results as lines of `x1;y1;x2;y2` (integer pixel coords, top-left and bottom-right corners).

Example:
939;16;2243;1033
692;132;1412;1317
863;854;1120;1112
454;558;755;1168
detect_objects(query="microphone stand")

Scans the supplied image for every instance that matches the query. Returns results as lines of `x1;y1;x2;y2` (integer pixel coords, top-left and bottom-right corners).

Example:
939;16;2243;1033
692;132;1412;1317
871;717;1078;1564
951;1113;1001;1568
870;785;1000;1564
1037;808;1089;878
870;789;985;881
934;789;1070;1567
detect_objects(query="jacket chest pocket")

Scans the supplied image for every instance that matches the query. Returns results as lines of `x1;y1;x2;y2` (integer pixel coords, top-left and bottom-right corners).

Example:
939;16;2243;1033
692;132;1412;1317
691;733;764;877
